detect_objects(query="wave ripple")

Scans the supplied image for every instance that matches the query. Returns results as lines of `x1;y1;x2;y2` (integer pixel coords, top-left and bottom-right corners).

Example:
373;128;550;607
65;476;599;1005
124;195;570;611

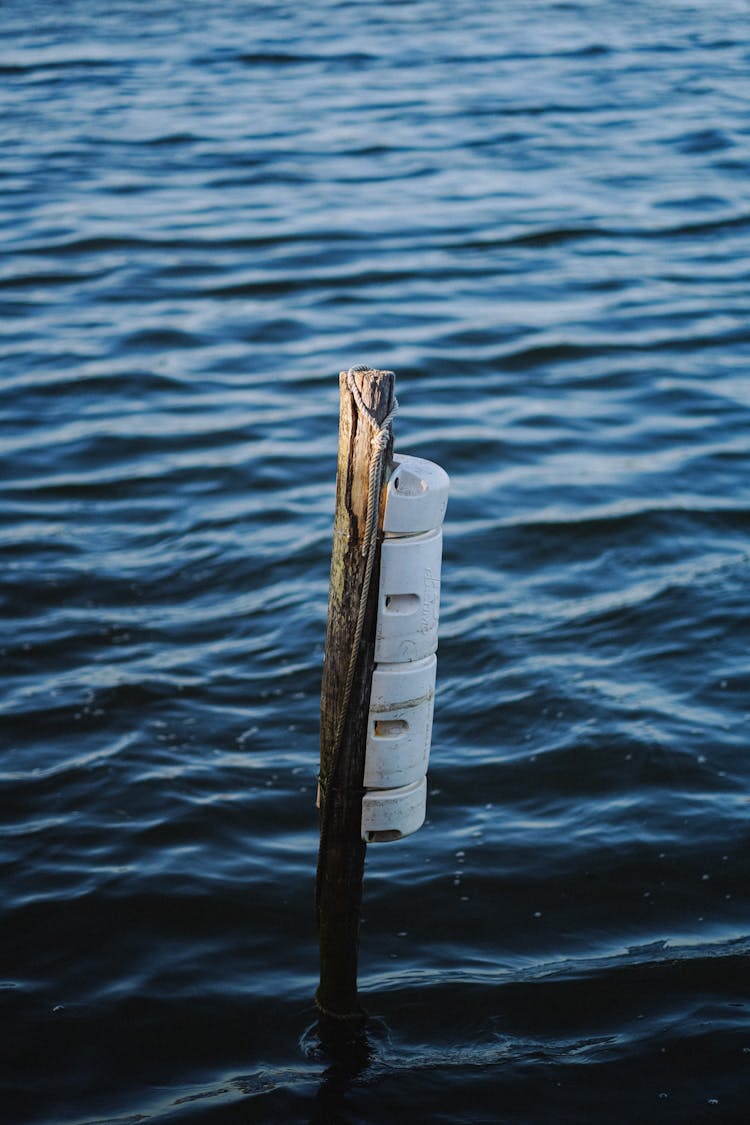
2;1;750;1122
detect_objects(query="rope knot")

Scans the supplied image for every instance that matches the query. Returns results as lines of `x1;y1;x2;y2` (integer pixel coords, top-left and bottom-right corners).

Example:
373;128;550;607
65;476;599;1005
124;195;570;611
346;366;398;556
346;366;398;438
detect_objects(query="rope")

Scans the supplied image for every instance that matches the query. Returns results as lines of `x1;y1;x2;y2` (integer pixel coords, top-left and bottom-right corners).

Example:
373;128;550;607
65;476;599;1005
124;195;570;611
315;366;397;921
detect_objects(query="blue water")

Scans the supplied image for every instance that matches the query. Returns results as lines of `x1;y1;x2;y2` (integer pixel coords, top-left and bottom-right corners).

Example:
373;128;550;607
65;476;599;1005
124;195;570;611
2;1;750;1121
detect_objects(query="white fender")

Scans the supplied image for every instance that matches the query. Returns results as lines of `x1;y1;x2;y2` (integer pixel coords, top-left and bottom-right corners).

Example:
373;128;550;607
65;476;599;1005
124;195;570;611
383;455;450;535
364;655;436;789
374;528;442;664
361;776;427;843
361;453;447;844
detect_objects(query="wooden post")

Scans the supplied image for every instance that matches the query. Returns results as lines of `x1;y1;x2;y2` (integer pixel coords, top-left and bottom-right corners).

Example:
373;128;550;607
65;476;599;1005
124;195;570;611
316;366;395;1023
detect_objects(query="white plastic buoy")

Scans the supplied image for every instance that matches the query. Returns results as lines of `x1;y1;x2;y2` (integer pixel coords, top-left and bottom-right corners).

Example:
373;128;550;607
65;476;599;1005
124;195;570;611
383;455;450;535
361;453;448;843
364;654;436;789
361;776;427;843
374;529;442;664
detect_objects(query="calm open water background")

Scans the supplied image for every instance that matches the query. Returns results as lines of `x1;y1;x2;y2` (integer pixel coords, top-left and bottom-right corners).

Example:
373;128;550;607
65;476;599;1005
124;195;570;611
2;1;750;1121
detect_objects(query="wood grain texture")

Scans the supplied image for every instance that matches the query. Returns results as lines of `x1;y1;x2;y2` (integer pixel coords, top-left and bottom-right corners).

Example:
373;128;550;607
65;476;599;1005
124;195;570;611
316;367;395;1021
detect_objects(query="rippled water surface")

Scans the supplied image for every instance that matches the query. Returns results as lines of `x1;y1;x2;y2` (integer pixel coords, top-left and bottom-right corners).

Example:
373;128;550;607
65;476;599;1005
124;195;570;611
2;1;750;1121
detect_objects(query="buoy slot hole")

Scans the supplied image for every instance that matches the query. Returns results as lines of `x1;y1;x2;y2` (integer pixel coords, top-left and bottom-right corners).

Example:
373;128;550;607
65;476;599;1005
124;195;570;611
384;593;419;614
392;470;427;496
373;719;408;738
365;829;403;843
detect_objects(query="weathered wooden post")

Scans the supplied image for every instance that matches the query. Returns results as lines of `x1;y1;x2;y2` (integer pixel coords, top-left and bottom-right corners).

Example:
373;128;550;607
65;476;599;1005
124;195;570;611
315;365;396;1025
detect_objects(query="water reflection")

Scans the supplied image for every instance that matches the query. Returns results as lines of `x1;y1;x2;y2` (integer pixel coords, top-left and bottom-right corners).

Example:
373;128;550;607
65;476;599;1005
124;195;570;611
303;1014;378;1125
